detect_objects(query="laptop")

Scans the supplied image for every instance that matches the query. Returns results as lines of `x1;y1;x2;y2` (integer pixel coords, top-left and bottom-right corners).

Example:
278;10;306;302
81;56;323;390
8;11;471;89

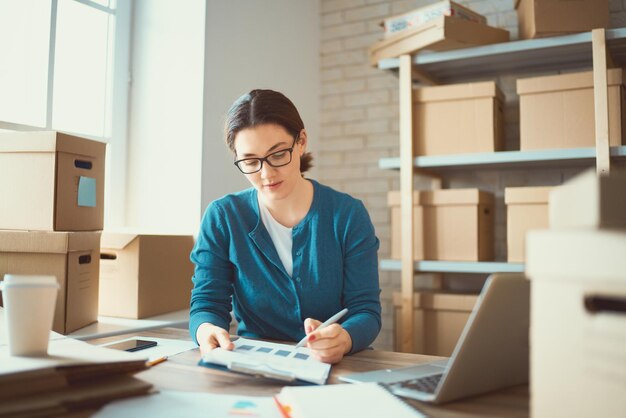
339;273;530;404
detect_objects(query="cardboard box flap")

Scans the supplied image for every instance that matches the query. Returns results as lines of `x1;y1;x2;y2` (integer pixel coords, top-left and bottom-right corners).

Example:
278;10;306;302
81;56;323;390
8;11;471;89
527;229;626;282
392;291;478;311
517;69;625;95
0;231;99;254
414;81;503;103
505;186;555;204
0;131;59;153
387;190;422;206
421;189;494;206
0;131;106;158
101;233;139;250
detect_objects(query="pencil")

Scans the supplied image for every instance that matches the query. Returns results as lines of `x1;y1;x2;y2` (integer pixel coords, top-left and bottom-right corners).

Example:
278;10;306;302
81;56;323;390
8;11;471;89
146;356;168;367
273;395;291;418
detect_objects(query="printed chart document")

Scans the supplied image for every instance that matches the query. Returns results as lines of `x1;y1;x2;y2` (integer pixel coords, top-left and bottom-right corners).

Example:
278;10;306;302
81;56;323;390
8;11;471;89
278;382;425;418
199;337;331;385
94;390;281;418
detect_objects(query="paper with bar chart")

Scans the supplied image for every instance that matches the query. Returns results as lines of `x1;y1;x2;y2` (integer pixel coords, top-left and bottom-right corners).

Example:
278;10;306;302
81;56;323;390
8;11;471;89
198;337;330;385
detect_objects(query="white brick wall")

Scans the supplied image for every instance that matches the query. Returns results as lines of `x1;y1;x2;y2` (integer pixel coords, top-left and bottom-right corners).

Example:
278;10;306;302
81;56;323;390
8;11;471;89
318;0;626;351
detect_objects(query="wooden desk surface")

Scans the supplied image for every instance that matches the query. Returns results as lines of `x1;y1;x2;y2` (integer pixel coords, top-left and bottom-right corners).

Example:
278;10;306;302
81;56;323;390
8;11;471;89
90;328;529;418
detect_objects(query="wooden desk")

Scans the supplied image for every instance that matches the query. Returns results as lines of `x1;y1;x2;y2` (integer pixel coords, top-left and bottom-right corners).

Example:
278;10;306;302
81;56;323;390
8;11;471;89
89;328;529;418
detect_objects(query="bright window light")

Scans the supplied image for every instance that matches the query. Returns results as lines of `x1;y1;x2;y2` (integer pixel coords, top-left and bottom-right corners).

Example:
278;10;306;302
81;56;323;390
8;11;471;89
0;0;51;127
52;0;114;137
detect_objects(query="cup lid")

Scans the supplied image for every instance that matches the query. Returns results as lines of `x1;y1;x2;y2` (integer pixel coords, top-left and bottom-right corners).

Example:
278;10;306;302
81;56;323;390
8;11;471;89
0;274;59;290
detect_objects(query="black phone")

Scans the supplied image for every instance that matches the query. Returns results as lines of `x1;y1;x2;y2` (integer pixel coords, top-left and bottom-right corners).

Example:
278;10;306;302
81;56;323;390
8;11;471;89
106;339;157;352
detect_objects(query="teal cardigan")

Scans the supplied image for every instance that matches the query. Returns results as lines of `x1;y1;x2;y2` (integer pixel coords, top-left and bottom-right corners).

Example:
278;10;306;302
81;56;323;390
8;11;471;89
189;179;382;354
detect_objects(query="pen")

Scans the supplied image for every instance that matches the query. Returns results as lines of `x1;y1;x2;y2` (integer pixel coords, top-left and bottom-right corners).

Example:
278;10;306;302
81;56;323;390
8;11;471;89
146;356;168;367
294;308;349;348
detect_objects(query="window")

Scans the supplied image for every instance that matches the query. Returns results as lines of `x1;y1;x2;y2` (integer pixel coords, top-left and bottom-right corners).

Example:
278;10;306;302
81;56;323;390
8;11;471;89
0;0;124;140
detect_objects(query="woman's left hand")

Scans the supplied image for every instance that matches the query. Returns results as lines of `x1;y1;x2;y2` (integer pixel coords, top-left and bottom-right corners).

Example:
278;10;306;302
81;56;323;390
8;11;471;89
302;318;353;364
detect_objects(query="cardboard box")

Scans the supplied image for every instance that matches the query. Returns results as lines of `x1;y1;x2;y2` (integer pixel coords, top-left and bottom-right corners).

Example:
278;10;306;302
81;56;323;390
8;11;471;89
389;189;494;261
99;233;195;319
381;0;486;38
550;168;626;230
515;0;609;40
414;81;504;156
393;291;478;356
0;131;106;231
0;230;101;334
526;229;626;417
505;186;554;262
517;69;626;151
369;15;509;66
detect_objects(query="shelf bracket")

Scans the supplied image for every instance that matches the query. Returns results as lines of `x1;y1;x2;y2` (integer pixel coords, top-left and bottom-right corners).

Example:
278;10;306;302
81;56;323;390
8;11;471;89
592;28;611;176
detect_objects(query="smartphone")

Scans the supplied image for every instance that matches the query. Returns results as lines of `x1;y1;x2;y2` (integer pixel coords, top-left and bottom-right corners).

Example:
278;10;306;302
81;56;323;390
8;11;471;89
106;339;157;352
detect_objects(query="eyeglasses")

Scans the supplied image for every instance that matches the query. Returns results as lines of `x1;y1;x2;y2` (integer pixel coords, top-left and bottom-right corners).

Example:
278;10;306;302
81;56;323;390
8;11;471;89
234;137;298;174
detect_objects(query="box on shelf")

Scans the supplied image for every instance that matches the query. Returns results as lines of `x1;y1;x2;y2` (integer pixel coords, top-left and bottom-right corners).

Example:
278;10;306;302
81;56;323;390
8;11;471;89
505;186;554;262
0;131;106;231
526;229;626;417
99;232;195;319
381;0;486;39
517;69;626;151
0;230;101;334
515;0;609;40
550;168;626;230
388;189;494;261
413;81;504;156
369;15;509;66
393;291;478;356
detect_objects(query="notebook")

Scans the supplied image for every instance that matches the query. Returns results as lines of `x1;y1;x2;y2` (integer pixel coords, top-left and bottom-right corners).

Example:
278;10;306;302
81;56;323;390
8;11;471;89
277;382;424;418
198;337;331;385
339;273;530;404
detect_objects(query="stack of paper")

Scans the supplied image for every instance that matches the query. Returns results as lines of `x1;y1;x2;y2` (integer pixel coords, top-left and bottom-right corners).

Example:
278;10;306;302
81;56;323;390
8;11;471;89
0;309;152;416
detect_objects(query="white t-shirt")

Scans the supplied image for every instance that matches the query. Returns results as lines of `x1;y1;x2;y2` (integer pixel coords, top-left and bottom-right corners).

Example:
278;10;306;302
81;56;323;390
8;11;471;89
258;198;293;277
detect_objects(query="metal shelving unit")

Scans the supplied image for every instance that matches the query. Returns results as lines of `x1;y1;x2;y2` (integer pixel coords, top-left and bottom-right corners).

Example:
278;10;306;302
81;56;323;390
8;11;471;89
380;259;524;274
379;145;626;170
385;27;622;353
378;27;626;82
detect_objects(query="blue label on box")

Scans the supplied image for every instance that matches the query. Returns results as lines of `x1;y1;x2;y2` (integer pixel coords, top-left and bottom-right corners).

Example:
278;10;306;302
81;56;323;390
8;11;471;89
78;176;96;207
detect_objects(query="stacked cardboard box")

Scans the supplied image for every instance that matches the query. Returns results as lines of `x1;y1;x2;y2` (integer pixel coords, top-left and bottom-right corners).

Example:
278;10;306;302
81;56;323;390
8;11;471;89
526;169;626;417
388;189;494;261
517;69;626;151
99;232;195;319
515;0;609;40
0;131;106;334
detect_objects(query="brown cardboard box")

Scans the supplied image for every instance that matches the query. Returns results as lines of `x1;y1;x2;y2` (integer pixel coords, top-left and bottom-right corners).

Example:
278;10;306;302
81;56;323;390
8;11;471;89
0;230;101;334
505;186;554;262
369;15;509;66
515;0;609;40
0;131;106;231
549;168;626;229
389;189;494;261
381;0;486;39
393;291;478;356
413;81;504;156
526;229;626;417
99;233;195;319
517;69;626;151
388;191;424;260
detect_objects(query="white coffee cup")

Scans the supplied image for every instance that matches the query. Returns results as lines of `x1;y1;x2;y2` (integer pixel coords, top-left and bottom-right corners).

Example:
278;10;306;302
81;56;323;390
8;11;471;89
0;274;59;356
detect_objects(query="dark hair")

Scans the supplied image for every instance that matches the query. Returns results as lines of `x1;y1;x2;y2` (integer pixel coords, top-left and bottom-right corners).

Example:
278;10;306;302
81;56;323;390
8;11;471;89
224;89;313;173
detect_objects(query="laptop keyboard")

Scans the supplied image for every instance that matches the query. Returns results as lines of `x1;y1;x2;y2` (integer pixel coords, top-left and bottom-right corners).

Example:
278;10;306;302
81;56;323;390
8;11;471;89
389;373;443;394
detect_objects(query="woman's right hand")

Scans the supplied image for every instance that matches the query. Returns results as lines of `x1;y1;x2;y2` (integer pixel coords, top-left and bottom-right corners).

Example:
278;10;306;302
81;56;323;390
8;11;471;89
196;322;234;355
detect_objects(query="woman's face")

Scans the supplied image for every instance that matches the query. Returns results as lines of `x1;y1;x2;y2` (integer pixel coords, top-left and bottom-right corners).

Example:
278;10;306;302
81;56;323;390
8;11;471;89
233;123;306;202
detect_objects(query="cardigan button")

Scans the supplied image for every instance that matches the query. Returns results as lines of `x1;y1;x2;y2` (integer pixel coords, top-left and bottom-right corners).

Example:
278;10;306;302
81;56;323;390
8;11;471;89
295;277;301;282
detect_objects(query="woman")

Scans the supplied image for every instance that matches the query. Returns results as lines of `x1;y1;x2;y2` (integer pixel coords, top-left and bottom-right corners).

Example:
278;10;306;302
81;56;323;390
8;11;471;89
189;89;381;364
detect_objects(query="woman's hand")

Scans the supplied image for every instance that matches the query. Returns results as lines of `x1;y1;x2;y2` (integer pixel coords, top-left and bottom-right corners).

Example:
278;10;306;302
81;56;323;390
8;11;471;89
196;322;234;356
302;318;353;364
